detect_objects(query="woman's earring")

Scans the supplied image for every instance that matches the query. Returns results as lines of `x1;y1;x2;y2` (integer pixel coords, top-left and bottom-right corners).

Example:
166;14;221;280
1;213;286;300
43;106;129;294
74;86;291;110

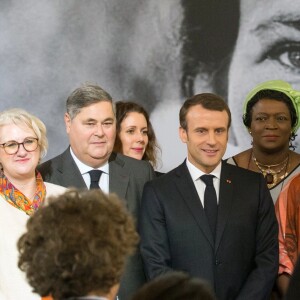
249;131;253;145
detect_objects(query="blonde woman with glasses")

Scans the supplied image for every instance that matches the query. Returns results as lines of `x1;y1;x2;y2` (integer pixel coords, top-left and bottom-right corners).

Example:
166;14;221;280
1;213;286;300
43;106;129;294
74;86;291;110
0;108;66;300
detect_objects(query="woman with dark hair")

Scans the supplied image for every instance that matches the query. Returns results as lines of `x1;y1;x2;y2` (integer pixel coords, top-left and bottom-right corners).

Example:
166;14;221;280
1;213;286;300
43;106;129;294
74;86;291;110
114;101;162;173
227;80;300;203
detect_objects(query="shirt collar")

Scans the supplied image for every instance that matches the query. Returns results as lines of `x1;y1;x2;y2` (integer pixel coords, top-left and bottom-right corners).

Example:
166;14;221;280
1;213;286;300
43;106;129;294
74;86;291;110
70;147;109;175
186;158;222;181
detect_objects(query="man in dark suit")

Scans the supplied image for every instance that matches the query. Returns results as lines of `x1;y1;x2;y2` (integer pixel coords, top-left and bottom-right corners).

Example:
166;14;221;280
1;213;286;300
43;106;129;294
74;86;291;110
140;93;278;300
38;83;155;300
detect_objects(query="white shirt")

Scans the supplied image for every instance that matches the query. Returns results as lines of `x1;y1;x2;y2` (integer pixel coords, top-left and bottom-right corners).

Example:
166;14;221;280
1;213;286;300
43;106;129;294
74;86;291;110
70;148;109;193
0;182;66;300
186;158;221;207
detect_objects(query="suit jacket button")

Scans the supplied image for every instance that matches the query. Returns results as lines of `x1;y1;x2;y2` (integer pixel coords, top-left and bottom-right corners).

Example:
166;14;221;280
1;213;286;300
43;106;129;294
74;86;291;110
215;259;219;265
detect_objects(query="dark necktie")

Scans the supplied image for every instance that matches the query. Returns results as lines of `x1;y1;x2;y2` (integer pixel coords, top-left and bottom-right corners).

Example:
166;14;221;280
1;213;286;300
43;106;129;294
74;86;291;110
88;170;102;189
201;174;218;238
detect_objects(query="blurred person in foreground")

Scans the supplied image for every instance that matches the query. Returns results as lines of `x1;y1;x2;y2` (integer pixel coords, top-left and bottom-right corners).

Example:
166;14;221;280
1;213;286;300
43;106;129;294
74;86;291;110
131;271;216;300
0;108;66;300
18;189;139;300
114;101;162;175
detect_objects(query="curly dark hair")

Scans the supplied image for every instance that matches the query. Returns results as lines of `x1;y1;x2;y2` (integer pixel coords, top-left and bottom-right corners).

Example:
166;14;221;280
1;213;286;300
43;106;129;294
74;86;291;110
131;271;216;300
18;189;139;300
113;101;161;168
243;89;297;149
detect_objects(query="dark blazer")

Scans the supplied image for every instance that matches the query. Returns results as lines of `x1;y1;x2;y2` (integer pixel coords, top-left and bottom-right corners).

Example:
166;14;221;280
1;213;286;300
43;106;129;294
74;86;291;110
139;160;278;300
38;148;156;300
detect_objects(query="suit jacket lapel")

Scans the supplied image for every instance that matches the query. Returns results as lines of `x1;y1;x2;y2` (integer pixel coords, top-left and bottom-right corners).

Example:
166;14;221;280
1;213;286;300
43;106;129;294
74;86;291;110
174;162;215;248
215;161;234;252
109;153;129;201
58;148;87;188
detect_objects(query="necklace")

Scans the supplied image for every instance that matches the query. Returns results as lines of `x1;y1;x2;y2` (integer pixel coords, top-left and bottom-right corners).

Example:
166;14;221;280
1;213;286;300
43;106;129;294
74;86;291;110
254;156;289;168
252;154;289;188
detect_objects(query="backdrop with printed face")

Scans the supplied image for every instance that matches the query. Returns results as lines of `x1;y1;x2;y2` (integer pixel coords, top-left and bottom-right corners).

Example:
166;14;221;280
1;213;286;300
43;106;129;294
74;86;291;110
1;0;300;171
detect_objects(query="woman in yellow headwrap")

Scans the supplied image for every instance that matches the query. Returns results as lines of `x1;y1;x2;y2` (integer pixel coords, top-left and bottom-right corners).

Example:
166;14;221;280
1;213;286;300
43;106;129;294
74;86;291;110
227;80;300;203
227;80;300;298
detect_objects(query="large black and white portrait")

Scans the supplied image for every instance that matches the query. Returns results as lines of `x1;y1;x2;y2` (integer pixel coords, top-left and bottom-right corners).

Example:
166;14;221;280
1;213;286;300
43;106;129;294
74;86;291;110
1;0;300;171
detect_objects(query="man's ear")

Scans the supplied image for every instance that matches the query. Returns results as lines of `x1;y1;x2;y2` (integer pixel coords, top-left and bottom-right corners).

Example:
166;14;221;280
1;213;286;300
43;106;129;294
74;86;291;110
179;126;188;143
64;113;71;133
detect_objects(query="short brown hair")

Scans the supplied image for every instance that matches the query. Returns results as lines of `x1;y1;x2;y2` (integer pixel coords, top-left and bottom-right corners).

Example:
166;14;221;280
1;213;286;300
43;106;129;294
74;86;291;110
179;93;231;130
18;189;139;300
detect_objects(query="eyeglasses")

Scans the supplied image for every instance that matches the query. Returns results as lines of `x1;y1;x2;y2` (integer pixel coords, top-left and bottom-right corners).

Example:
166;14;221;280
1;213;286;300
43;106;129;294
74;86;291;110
0;138;39;155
